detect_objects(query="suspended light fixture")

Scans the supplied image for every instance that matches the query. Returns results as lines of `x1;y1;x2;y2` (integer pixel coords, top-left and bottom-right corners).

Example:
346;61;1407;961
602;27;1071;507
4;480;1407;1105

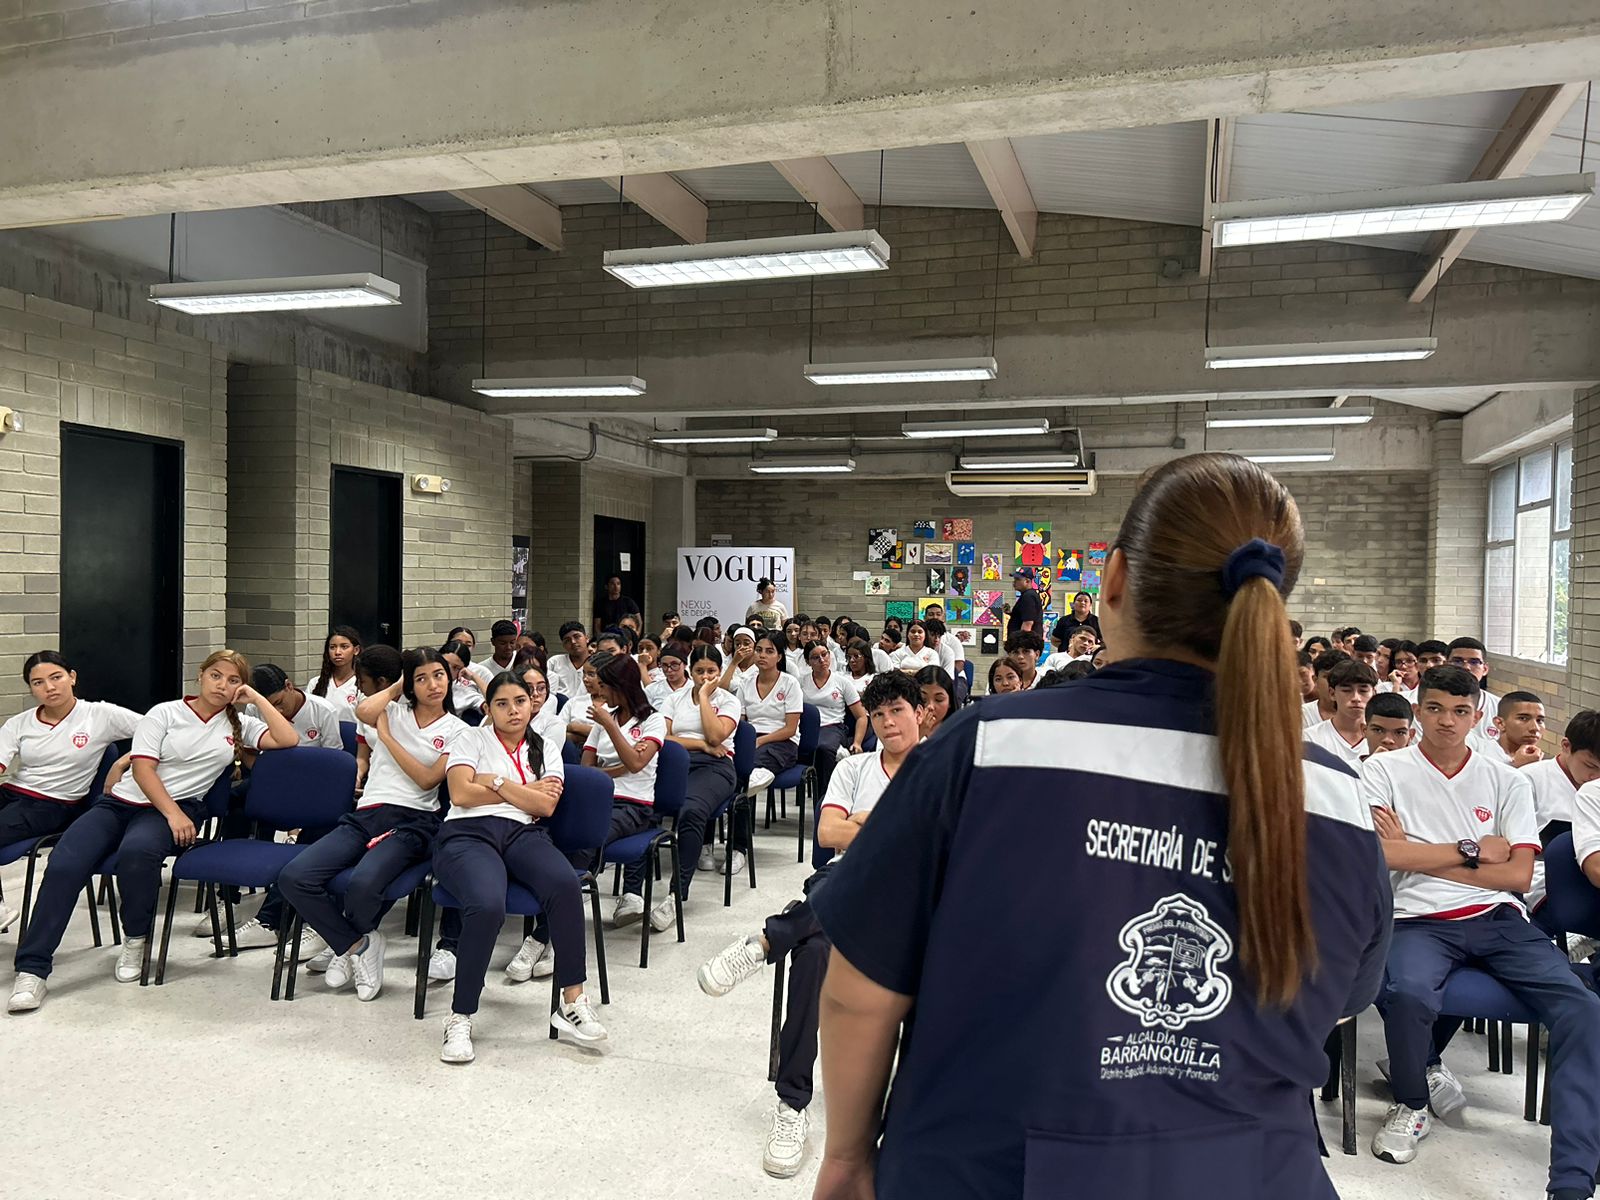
650;427;777;444
1239;447;1337;464
472;376;646;398
959;451;1081;470
603;230;890;288
748;456;857;475
1205;405;1375;428
804;356;998;386
148;272;401;314
1203;338;1437;369
1210;172;1595;248
902;417;1050;439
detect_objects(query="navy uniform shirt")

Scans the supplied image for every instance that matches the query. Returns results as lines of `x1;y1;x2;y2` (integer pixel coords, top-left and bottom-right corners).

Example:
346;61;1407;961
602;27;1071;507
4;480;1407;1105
811;659;1391;1200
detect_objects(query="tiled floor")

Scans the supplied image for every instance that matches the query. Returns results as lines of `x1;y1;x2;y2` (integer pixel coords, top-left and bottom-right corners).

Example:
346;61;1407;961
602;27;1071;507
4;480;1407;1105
0;817;1558;1199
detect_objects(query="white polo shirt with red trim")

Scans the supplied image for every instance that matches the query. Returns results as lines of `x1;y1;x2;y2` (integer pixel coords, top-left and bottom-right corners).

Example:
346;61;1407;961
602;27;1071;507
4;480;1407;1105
0;699;143;803
1524;755;1581;829
305;672;362;725
1359;744;1540;920
819;745;910;860
445;722;563;824
113;699;268;807
799;669;860;729
665;685;742;742
738;673;802;744
584;710;667;805
357;700;466;812
1571;779;1600;872
247;691;344;754
1305;719;1367;768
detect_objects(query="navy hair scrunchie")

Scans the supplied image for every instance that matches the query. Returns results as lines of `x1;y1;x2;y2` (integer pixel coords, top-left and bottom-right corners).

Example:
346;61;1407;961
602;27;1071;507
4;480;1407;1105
1220;538;1286;598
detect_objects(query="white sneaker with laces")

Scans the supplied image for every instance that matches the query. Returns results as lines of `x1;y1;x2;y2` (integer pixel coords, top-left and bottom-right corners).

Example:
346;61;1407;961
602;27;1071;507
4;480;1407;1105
551;993;608;1042
114;937;147;984
440;1013;474;1064
306;946;335;974
505;936;553;982
0;901;19;934
1425;1062;1466;1118
725;850;746;876
763;1102;810;1178
697;845;716;872
748;767;775;793
191;911;222;938
649;897;677;932
323;953;351;989
296;927;328;961
1569;934;1599;964
612;893;645;927
227;917;280;950
428;948;457;982
349;932;386;1002
697;934;767;997
1371;1102;1431;1164
7;972;45;1012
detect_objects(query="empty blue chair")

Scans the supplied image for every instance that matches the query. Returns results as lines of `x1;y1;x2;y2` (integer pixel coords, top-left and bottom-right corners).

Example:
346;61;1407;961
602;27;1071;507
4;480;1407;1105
561;739;581;766
764;704;821;863
154;747;355;984
338;721;358;759
413;764;614;1027
600;740;689;968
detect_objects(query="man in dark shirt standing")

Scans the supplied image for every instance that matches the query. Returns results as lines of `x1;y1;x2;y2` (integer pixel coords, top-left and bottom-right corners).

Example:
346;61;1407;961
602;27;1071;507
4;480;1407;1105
595;574;641;631
1006;566;1042;640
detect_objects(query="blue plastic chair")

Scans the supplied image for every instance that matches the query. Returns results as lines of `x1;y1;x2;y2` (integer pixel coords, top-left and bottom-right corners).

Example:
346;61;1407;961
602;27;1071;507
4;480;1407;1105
1538;833;1600;941
554;693;568;713
1439;967;1547;1123
600;741;689;968
561;739;581;766
412;764;615;1027
275;859;432;1002
154;747;355;983
338;721;358;759
716;722;758;907
765;704;821;864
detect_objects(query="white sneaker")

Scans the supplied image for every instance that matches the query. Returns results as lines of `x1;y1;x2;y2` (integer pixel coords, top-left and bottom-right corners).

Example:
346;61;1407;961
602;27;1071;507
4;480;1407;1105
697;845;716;872
763;1102;810;1178
192;911;222;938
551;993;609;1043
323;953;351;989
306;946;335;974
1376;1058;1468;1119
0;901;19;934
227;917;280;950
349;932;385;1002
428;948;457;982
114;937;147;984
1569;934;1599;964
296;927;328;961
7;972;45;1012
612;893;645;927
1371;1102;1431;1164
649;897;678;932
725;850;747;876
440;1013;474;1064
505;936;554;982
748;767;775;793
697;934;767;997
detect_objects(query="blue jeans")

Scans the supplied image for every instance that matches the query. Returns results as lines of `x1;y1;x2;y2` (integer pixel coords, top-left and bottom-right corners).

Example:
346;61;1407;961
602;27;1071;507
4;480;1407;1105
1381;906;1600;1194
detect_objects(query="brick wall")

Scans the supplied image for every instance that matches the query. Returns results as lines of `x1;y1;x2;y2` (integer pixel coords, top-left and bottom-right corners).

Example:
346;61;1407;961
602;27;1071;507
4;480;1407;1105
1424;419;1488;640
1566;385;1600;717
0;286;228;711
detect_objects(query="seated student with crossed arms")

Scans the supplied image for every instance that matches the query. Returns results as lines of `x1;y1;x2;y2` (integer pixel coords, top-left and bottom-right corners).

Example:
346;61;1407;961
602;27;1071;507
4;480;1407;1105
1305;659;1377;768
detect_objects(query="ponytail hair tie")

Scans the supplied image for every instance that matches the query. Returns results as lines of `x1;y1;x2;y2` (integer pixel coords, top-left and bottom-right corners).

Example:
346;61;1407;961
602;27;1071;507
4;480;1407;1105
1220;538;1286;599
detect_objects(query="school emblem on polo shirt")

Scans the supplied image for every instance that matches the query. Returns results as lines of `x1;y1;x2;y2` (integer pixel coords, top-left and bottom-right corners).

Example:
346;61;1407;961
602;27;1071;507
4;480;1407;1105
1474;806;1492;823
1106;894;1234;1031
305;728;319;740
72;732;89;748
432;736;446;750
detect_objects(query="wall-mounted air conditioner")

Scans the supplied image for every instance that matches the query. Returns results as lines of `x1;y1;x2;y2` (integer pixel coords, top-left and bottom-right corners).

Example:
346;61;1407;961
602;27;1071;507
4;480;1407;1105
944;469;1098;497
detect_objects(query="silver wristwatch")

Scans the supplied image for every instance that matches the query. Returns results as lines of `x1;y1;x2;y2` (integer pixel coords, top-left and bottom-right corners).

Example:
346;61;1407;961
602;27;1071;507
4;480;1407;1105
491;775;506;792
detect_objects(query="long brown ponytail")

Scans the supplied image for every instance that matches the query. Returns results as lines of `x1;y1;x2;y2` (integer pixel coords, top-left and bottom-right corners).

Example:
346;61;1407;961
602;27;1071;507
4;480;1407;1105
1112;453;1313;1007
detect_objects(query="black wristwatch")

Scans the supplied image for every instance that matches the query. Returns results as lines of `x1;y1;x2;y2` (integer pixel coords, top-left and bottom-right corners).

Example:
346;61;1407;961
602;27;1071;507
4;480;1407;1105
1457;838;1481;870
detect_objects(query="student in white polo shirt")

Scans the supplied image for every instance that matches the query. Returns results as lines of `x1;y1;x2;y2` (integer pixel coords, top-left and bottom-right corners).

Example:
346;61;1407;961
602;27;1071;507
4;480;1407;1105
719;626;759;694
1306;659;1377;768
1488;691;1546;768
306;626;363;724
1362;664;1600;1195
872;627;901;675
737;630;802;797
1526;710;1600;848
1378;640;1422;703
545;621;593;703
433;671;604;1062
467;620;521;688
582;653;667;929
0;651;144;932
277;648;466;1005
1446;637;1501;741
921;615;965;681
800;639;867;819
440;639;484;717
696;671;926;1179
667;645;746;913
1362;692;1415;759
892;621;941;672
1301;648;1348;728
644;641;691;713
1002;630;1044;689
8;650;299;1012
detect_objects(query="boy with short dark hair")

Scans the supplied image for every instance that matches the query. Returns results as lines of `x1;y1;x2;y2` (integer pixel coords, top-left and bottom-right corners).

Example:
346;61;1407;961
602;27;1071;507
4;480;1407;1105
1446;637;1499;740
1494;691;1547;769
1352;634;1380;671
1306;660;1378;766
1363;693;1414;758
1303;648;1351;728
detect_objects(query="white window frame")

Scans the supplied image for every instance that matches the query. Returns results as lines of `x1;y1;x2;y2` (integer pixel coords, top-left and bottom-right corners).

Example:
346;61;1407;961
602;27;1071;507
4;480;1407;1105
1484;438;1571;666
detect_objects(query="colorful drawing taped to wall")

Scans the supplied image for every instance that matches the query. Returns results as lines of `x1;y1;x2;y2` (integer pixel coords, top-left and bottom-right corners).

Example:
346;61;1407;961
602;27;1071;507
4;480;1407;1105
926;567;948;595
1015;522;1051;569
916;596;946;619
912;520;936;539
1057;547;1082;583
945;596;973;623
942;517;974;542
979;627;1001;655
949;566;971;597
951;625;977;647
885;600;916;622
1041;610;1060;641
1082;568;1102;592
955;542;976;565
864;575;891;596
1087;541;1108;568
905;542;922;566
883;541;906;569
981;552;1003;581
972;589;1004;625
923;542;954;566
867;528;898;561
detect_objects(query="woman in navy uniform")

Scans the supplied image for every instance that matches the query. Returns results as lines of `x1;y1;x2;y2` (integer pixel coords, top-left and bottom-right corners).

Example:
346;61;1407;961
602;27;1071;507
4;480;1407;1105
808;453;1392;1200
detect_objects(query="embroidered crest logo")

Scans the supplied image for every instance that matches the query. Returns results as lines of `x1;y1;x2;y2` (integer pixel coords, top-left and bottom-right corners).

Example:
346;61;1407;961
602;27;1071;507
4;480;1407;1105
306;728;319;740
1106;894;1234;1031
72;732;89;748
1474;806;1493;823
224;735;235;746
432;736;445;750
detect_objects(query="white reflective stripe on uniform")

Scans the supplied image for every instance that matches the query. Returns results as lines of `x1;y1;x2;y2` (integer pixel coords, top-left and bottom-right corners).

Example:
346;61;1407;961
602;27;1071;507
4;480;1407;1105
974;717;1372;833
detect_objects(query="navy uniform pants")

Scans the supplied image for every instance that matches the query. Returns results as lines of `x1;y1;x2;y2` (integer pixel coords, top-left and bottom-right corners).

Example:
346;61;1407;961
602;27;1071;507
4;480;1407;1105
674;753;737;901
764;863;835;1111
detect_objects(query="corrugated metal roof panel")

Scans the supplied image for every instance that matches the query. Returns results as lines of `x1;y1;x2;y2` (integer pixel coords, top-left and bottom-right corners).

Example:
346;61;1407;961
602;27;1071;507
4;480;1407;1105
676;161;802;201
828;144;994;210
1012;122;1206;224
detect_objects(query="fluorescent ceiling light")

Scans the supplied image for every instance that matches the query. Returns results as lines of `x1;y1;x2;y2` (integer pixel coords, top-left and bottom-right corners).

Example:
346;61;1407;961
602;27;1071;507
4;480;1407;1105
804;356;998;385
472;376;646;397
1211;172;1595;248
1204;338;1437;369
1206;405;1375;428
748;457;857;475
147;272;401;314
960;451;1081;470
650;427;777;445
1239;448;1336;464
603;230;890;288
902;417;1051;439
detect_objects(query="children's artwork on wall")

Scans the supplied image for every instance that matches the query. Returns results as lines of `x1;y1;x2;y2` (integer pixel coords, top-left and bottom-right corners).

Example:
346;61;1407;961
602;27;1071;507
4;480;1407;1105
1041;610;1060;642
1087;541;1108;568
923;542;954;565
864;575;891;596
885;600;916;622
884;541;906;570
916;596;946;619
926;567;947;595
1082;568;1102;592
980;552;1003;581
955;541;976;565
979;627;1001;655
949;565;971;597
905;542;922;566
1057;547;1082;583
942;517;974;541
951;625;977;647
912;520;936;539
867;528;898;561
972;589;1004;625
1015;521;1051;570
945;597;973;623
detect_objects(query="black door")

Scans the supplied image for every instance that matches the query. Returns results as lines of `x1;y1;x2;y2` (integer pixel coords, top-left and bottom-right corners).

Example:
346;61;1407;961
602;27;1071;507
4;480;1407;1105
330;467;402;649
60;425;183;713
593;515;646;628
